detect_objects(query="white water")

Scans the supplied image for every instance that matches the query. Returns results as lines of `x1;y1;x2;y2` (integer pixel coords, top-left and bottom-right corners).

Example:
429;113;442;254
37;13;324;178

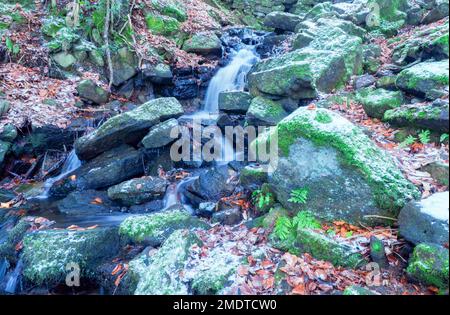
5;258;23;294
163;176;198;213
35;149;82;200
203;48;259;114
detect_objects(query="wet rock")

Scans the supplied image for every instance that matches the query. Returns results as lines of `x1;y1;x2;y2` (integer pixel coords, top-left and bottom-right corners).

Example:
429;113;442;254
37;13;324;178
353;74;376;90
107;177;169;206
246;96;288;126
420;161;449;186
406;243;449;289
421;0;449;24
75;97;184;160
376;74;397;90
111;47;138;86
257;107;420;226
187;165;238;204
76;79;109;105
0;188;15;203
119;205;209;246
128;199;165;214
357;88;404;119
56;190;121;215
211;207;242;226
172;77;199;99
370;236;389;269
399;192;449;246
396;60;449;100
218;91;252;113
22;227;120;286
0;218;31;263
383;103;449;133
183;32;222;56
141;118;179;149
263;11;302;32
49;145;143;198
130;229;201;295
196;202;216;218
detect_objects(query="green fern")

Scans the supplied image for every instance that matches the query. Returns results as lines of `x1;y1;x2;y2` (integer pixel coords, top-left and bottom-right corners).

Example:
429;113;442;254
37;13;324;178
251;187;274;211
418;130;431;144
292;211;321;229
399;135;417;148
440;133;449;143
288;188;309;204
274;216;294;241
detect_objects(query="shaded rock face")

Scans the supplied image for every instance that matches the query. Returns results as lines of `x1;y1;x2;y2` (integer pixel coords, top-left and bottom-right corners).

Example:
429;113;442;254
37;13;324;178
395;60;449;100
107;177;169;206
111;47;139;86
399;192;449;246
49;145;143;199
141;118;179;149
119;205;209;246
56;190;121;215
22;227;120;286
383;103;449;133
406;243;449;289
258;108;419;225
263;11;302;31
182;32;222;56
420;161;449;186
75;97;184;161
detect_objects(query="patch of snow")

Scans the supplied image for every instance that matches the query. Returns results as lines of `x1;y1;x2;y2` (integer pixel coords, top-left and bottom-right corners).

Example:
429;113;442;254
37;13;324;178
420;192;449;222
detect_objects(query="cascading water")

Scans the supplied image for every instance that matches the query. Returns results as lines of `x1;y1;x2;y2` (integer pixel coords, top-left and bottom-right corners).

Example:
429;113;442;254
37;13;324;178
35;149;81;200
203;48;259;114
4;258;23;294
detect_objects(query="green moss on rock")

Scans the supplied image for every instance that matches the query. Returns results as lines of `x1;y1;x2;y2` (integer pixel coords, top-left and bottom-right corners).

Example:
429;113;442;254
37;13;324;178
145;13;180;36
246;96;288;126
357;88;404;119
406;243;449;289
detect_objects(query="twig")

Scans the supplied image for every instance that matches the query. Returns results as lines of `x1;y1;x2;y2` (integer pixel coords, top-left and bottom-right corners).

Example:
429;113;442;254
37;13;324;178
363;215;398;221
103;0;114;90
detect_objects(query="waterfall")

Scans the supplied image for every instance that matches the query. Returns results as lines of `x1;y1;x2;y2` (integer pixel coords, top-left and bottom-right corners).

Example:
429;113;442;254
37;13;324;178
203;48;259;114
4;258;23;294
162;176;198;213
35;149;82;200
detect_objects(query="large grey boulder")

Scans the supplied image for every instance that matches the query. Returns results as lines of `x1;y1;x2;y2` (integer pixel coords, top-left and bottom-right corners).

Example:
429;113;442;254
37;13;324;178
255;107;420;226
141;118;179;149
182;32;222;56
107;177;169;206
399;192;449;246
75;97;184;160
49;145;143;199
264;11;302;31
218;91;252;113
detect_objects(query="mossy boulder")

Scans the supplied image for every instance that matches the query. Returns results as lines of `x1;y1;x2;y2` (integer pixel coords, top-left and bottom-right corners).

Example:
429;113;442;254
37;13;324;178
22;227;120;286
141;118;179;149
107;177;169;206
248;48;347;100
396;60;449;100
420;161;449;186
392;20;449;66
150;0;187;22
111;47;139;86
406;243;449;289
52;52;77;69
263;11;302;31
75;97;184;160
357;88;404;119
239;164;268;189
119;205;209;246
383;103;449;133
255;107;420;225
218;91;252;113
130;229;201;294
182;32;222;56
76;79;109;105
145;13;180;36
0;218;31;263
245;97;288;126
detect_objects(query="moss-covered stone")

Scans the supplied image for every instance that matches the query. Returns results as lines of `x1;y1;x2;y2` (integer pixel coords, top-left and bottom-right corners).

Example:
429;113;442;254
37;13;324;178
22;227;120;286
239;164;268;189
151;0;187;22
130;229;201;295
76;79;109;105
218;91;252;113
406;243;449;289
182;32;222;56
111;47;138;86
396;60;449;100
141;118;179;149
254;107;420;225
295;228;366;268
75;97;184;160
145;13;180;36
0;218;31;262
107;177;168;206
357;88;404;119
246;96;288;126
383;103;449;133
119;206;209;245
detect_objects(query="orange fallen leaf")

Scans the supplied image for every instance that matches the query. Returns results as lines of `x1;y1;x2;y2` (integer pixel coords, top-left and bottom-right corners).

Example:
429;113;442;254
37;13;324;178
69;175;77;181
111;264;123;276
292;284;306;295
91;198;103;205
